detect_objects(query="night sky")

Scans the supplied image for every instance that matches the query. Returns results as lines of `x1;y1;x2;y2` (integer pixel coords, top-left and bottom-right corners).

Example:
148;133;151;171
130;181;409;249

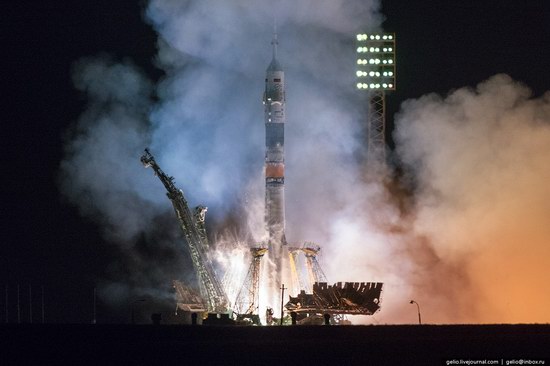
1;1;548;323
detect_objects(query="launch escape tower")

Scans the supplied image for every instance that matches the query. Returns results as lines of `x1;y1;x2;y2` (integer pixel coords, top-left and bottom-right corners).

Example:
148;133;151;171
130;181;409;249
140;149;228;313
356;33;396;164
263;32;286;289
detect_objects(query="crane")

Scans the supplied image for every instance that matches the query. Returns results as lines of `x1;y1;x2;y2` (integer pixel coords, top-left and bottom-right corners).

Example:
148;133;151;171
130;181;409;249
140;149;228;313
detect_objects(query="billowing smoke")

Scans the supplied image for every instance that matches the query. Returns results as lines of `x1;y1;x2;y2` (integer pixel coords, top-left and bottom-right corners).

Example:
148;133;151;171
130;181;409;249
62;56;158;242
392;75;550;323
322;74;550;324
60;56;197;314
60;0;550;323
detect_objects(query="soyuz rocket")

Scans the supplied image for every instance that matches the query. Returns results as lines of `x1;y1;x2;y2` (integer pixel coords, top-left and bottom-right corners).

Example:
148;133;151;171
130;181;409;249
263;33;286;288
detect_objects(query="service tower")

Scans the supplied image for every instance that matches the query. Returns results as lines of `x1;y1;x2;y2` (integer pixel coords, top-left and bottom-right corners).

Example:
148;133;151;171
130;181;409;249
263;32;286;289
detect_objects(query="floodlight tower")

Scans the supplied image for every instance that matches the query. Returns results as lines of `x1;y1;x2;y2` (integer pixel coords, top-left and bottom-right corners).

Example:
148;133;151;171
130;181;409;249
356;33;396;164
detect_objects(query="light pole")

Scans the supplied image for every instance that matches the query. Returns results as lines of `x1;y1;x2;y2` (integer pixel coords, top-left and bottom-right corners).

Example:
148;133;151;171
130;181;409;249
280;284;286;326
410;300;422;325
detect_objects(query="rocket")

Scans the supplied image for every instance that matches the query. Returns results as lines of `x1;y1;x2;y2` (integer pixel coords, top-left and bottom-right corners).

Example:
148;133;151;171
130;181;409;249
263;32;286;287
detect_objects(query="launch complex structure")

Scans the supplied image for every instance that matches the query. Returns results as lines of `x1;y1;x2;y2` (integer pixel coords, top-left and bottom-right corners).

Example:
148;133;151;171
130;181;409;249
141;32;389;325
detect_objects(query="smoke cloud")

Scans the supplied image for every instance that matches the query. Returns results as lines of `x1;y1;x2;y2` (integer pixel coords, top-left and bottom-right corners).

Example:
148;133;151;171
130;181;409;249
393;75;550;323
60;0;549;323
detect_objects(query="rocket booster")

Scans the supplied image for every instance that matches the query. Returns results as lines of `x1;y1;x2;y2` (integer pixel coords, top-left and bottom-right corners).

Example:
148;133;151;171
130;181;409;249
264;33;286;280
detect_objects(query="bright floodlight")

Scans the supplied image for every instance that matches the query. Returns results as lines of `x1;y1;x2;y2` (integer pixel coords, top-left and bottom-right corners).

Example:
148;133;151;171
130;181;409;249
355;33;396;91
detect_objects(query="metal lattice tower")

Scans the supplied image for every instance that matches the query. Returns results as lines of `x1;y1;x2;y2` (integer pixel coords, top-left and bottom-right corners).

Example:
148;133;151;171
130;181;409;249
367;90;386;163
234;248;268;315
141;149;228;313
302;245;328;288
288;247;307;293
288;244;328;293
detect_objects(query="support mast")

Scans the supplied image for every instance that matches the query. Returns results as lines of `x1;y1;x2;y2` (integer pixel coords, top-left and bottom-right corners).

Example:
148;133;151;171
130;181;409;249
234;248;268;316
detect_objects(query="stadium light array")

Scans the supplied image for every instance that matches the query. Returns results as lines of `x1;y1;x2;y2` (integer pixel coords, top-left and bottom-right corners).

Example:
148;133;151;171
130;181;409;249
355;33;396;91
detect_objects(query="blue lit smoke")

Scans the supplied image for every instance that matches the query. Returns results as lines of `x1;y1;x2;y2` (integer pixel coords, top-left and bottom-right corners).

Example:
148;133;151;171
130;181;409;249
144;0;383;225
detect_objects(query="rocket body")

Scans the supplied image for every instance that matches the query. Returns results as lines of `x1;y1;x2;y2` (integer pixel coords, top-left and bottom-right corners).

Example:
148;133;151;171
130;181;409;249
264;35;286;292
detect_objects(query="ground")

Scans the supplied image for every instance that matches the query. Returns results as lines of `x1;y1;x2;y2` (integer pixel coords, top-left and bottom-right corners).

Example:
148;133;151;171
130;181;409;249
1;324;548;365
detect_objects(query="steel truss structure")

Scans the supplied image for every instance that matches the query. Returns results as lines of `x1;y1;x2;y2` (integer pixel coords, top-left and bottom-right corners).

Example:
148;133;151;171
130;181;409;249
367;90;386;163
234;247;268;317
141;149;228;313
285;282;383;316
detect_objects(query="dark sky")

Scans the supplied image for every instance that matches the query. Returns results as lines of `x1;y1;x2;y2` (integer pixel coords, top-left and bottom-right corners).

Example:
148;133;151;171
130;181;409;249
1;0;548;323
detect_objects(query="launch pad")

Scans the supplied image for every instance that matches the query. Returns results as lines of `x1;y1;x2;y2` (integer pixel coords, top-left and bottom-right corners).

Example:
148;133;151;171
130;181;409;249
286;282;383;317
140;32;384;324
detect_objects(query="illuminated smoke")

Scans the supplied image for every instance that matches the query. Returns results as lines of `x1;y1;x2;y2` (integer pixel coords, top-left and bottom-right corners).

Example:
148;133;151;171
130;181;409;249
326;75;550;324
392;75;550;323
60;1;550;324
